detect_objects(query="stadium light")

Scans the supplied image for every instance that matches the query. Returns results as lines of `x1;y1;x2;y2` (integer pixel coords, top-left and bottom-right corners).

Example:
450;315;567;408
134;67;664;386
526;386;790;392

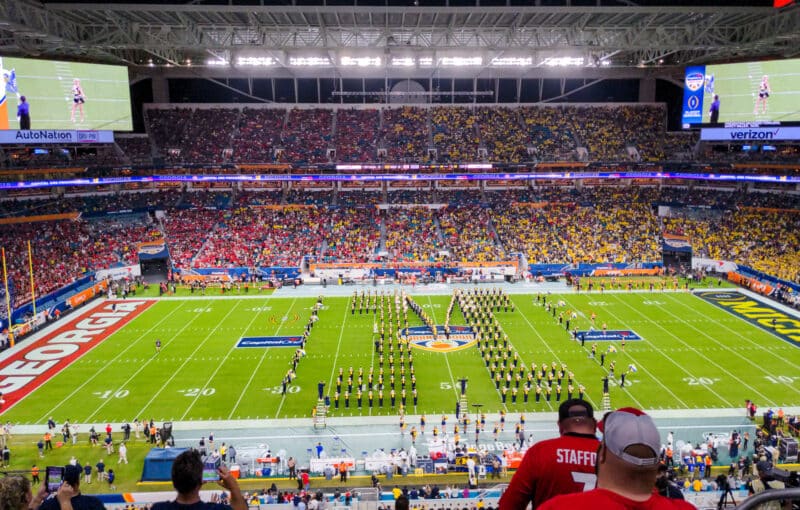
341;56;382;67
541;57;585;67
439;56;482;66
236;56;276;67
418;57;434;67
490;57;532;67
207;58;229;66
289;56;331;66
390;57;416;67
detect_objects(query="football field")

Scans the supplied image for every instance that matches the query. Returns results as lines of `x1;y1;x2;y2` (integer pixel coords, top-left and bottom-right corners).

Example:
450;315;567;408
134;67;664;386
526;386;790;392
2;289;799;425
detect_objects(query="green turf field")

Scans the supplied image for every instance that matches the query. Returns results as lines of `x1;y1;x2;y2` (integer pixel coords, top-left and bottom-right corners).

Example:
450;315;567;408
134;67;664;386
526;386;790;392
3;290;800;425
1;56;132;130
703;58;800;123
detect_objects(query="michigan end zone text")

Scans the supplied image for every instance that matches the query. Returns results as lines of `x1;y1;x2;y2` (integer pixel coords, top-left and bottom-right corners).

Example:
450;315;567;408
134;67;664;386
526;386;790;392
0;300;154;413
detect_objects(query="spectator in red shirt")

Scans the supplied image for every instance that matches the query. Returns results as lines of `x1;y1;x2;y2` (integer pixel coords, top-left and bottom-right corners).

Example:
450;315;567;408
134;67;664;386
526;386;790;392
537;408;694;510
500;399;599;509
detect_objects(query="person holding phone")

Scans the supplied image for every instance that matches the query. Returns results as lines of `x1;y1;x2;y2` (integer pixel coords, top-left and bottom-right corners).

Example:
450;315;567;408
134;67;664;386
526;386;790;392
151;449;246;510
37;465;105;510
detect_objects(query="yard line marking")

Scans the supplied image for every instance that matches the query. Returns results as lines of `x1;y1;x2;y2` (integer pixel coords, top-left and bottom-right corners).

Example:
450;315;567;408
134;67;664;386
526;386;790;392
35;300;190;424
556;296;660;410
325;295;353;406
225;297;285;419
268;299;305;419
510;297;588;412
125;300;248;422
605;294;745;407
426;296;460;402
669;293;800;373
659;293;800;400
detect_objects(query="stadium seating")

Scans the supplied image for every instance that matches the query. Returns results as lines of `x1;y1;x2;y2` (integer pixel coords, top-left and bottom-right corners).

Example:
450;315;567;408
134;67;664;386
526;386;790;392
232;108;285;163
335;109;380;162
381;106;430;162
279;109;333;164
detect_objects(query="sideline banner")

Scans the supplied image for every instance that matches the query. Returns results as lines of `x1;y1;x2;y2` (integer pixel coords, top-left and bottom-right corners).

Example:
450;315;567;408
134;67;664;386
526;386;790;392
0;130;115;144
66;280;108;308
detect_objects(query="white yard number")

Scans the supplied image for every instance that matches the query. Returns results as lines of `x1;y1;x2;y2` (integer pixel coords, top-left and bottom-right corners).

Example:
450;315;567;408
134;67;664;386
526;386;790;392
248;306;273;312
588;301;608;306
267;386;301;394
683;377;717;386
571;472;597;491
764;375;798;384
422;303;442;308
179;388;216;397
94;390;129;399
642;300;665;305
440;382;452;390
190;307;212;313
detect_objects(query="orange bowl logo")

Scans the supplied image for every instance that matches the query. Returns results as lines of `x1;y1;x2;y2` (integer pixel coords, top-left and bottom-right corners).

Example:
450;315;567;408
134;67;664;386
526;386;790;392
685;72;705;92
403;326;476;352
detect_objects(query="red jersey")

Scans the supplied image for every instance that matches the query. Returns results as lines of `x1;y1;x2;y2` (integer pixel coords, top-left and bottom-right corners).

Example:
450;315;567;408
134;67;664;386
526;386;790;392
538;488;695;510
499;432;600;509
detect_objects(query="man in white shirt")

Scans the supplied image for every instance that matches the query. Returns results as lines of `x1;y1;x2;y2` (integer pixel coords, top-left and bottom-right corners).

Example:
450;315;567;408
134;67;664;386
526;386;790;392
118;442;128;464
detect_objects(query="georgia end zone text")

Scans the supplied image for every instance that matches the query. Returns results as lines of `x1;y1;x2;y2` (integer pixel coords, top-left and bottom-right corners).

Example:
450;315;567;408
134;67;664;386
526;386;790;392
0;300;154;413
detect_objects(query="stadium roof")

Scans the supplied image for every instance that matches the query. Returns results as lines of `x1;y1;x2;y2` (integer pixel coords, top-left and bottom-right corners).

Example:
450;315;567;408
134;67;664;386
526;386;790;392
1;0;798;77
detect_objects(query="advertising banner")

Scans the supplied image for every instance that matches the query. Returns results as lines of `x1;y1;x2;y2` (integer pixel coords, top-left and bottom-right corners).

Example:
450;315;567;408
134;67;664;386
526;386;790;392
0;130;115;144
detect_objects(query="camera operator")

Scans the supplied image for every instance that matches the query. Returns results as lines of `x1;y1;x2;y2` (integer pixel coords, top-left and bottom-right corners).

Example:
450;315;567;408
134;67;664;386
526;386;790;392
655;464;684;500
716;472;736;509
747;461;791;510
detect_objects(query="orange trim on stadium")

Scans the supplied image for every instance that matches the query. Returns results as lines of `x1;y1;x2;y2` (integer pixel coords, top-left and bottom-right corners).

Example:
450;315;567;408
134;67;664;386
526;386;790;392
0;212;80;225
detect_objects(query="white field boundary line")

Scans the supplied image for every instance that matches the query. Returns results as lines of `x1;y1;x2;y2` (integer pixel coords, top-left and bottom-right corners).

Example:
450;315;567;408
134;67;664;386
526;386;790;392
560;295;693;409
32;300;190;424
606;293;754;407
509;296;593;412
662;292;800;399
126;300;248;422
426;296;460;404
680;292;800;370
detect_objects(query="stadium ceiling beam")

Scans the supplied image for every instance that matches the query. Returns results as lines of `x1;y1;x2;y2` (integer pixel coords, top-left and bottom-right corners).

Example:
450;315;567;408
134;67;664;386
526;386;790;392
7;3;796;69
0;0;138;65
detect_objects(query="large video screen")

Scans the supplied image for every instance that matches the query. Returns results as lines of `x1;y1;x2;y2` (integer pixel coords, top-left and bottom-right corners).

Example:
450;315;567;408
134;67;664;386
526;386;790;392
681;58;800;127
1;56;132;131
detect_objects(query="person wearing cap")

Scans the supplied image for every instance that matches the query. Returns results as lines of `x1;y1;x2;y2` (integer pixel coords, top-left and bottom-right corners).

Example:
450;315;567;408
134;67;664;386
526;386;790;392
538;408;694;510
151;449;246;510
748;460;791;510
499;399;600;509
37;465;105;510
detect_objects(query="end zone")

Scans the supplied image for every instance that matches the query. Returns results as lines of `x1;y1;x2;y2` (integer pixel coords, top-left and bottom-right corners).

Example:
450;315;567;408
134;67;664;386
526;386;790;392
0;299;154;413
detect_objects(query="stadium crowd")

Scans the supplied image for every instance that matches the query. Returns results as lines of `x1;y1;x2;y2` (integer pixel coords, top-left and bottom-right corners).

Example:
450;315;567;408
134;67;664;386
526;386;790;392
1;185;798;313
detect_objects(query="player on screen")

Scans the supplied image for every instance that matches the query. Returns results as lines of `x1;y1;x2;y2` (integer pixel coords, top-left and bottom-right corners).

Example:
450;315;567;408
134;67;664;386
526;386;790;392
704;74;715;95
71;78;86;123
755;75;770;115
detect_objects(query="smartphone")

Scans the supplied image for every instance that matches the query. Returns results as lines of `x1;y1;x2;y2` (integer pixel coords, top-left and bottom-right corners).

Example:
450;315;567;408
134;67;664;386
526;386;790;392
202;457;221;483
45;466;65;493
